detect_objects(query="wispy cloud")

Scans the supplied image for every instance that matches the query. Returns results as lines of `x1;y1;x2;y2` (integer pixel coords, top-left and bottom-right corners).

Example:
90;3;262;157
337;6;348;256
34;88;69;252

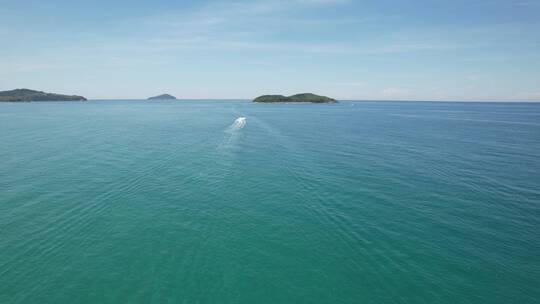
514;91;540;100
295;0;349;5
381;87;414;99
329;81;368;87
19;0;496;60
2;62;67;73
506;0;540;7
82;0;464;56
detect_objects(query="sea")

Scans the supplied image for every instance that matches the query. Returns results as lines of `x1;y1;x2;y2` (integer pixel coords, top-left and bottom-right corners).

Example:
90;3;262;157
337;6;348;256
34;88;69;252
1;100;539;303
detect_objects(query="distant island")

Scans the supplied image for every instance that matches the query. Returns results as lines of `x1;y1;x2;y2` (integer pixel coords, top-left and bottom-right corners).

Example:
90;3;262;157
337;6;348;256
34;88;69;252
0;89;87;102
253;93;337;103
148;94;177;100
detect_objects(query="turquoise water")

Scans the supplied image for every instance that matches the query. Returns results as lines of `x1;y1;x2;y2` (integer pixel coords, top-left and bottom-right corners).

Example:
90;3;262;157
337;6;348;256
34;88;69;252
1;100;539;303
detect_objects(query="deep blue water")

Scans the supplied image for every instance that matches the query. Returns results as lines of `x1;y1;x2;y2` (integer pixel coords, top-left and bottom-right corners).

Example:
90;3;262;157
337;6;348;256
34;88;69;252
1;100;539;303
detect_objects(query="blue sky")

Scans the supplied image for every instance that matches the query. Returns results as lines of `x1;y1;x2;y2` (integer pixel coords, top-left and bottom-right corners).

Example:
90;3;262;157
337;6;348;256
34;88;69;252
1;0;539;100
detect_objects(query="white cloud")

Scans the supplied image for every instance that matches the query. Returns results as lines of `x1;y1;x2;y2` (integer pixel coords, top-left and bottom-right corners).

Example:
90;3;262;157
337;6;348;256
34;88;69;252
22;0;472;59
99;0;464;56
381;87;413;99
296;0;349;4
2;62;67;73
329;81;368;87
513;91;540;100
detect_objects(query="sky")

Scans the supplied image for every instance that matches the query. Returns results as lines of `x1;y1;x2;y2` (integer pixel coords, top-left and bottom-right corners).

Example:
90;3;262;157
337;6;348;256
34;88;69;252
1;0;539;100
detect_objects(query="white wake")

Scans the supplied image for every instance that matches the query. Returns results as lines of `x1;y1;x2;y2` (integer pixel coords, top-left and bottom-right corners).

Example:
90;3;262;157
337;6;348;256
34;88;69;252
218;116;247;151
226;117;247;133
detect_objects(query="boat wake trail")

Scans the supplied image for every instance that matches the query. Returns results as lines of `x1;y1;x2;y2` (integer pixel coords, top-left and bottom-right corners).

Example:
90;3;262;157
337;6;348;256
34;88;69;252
225;117;247;133
218;117;247;151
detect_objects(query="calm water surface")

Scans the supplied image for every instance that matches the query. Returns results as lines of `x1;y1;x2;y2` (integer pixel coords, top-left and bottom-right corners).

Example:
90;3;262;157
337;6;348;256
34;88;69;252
1;100;539;303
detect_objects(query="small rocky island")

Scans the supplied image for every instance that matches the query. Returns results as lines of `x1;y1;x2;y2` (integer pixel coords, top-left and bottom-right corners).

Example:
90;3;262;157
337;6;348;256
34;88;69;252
148;94;177;100
253;93;337;103
0;89;87;102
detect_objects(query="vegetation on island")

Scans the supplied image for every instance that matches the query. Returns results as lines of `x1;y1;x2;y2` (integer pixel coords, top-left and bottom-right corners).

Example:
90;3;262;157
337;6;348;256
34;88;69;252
253;93;337;103
148;94;177;100
0;89;87;102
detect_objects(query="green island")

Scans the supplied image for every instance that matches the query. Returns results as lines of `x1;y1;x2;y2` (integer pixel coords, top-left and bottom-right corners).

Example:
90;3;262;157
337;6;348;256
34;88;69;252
0;89;87;102
253;93;337;103
148;94;177;100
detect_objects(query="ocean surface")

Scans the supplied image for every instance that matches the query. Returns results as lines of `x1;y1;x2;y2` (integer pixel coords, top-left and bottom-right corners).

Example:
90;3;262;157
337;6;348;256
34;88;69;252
1;100;539;303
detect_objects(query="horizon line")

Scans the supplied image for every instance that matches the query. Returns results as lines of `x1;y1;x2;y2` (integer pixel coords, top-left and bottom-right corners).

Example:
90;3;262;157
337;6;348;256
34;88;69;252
87;98;540;103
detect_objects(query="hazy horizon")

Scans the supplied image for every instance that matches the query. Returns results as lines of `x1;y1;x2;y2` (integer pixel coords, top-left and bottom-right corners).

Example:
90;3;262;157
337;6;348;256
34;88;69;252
2;0;539;101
